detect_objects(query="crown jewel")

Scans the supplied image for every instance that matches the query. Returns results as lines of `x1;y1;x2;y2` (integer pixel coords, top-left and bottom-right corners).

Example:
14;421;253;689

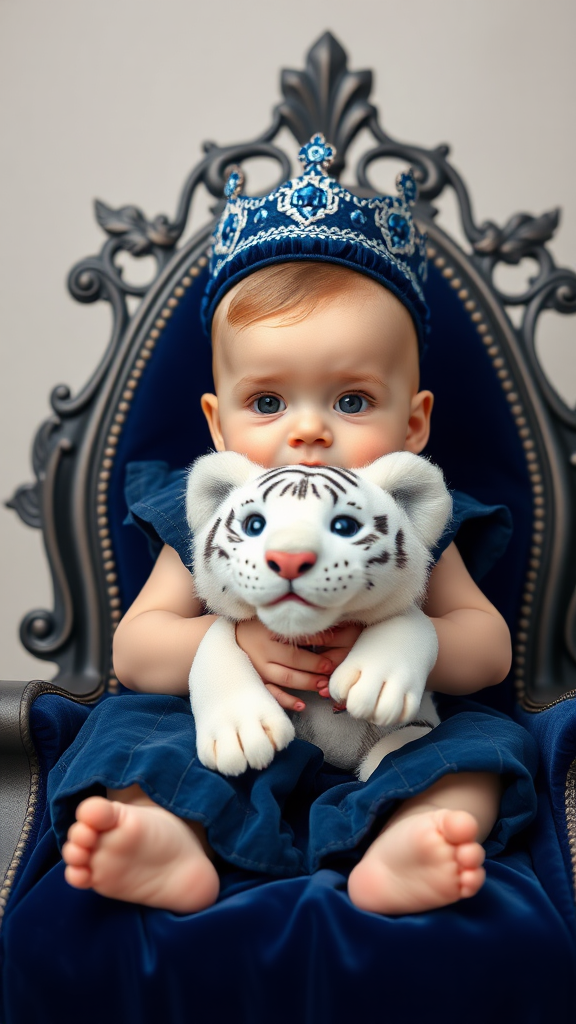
202;134;429;348
298;134;335;174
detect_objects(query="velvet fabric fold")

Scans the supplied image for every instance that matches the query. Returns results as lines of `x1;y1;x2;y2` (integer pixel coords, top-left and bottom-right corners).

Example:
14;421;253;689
47;693;538;876
3;844;575;1024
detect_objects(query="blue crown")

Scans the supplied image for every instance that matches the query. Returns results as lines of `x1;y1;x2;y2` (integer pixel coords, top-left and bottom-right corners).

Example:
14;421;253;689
201;134;429;349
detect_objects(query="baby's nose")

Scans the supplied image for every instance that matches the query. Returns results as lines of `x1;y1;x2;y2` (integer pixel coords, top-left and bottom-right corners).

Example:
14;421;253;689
266;550;317;579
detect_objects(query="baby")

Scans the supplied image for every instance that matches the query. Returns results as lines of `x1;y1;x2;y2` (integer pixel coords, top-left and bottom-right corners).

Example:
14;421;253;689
60;142;514;916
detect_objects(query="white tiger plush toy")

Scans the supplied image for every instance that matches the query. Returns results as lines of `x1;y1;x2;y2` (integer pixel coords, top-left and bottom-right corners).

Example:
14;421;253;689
186;451;452;781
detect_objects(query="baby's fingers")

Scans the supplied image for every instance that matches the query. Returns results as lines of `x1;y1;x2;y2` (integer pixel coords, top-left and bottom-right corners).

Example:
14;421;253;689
273;643;333;676
264;683;306;712
265;662;327;692
321;645;354;670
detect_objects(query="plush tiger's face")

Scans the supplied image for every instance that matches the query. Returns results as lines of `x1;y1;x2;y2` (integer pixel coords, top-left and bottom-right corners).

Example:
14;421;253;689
187;451;451;638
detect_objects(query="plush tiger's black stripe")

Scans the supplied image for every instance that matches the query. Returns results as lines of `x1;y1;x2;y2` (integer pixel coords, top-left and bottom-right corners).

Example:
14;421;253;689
256;466;353;494
261;478;286;501
395;529;408;569
367;549;390;567
204;517;222;564
224;507;242;542
324;485;339;506
352;533;379;549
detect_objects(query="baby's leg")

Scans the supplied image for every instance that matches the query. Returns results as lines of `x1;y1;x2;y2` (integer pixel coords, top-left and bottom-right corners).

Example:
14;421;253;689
348;771;500;915
62;784;220;913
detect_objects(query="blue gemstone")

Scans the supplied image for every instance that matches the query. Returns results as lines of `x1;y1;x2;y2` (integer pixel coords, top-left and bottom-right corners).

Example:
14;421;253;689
388;213;410;246
291;184;327;218
350;209;367;225
221;213;238;246
254;208;268;224
224;172;241;199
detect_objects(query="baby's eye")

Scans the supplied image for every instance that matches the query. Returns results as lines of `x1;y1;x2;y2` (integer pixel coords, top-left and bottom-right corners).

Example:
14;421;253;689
334;394;368;414
252;395;286;415
242;513;266;537
330;516;362;537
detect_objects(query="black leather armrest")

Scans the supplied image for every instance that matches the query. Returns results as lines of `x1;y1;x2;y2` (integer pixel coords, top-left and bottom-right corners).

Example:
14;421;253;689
0;680;54;921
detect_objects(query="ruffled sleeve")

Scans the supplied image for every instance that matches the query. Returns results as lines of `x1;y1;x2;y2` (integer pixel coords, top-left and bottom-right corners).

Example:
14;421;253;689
124;461;192;569
432;490;512;581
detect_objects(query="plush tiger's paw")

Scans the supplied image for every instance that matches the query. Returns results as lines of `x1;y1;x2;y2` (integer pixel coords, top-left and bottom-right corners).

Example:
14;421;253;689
329;660;425;727
195;702;295;776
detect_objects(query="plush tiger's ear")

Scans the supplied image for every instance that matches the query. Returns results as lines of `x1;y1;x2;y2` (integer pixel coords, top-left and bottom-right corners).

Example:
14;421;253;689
186;451;263;534
357;452;452;550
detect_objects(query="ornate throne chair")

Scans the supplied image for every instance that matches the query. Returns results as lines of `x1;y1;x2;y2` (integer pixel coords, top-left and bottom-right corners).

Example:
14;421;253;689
1;33;576;1024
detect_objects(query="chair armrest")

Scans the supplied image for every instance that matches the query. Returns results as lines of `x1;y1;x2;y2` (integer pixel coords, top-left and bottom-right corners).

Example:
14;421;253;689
0;680;48;912
0;680;93;924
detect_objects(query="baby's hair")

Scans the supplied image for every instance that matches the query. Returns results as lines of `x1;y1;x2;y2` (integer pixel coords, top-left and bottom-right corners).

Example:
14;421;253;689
225;262;369;331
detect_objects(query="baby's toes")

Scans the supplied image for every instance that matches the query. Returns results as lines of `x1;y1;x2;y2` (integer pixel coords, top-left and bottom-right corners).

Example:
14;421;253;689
62;839;91;867
67;820;98;850
435;808;479;847
455;841;486;871
63;864;93;890
459;866;486;899
75;795;120;833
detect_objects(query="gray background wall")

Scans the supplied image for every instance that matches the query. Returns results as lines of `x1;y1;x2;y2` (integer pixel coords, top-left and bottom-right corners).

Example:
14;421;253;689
1;0;575;682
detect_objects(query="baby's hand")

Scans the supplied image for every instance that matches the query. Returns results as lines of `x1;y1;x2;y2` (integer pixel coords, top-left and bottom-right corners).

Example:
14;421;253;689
235;619;362;712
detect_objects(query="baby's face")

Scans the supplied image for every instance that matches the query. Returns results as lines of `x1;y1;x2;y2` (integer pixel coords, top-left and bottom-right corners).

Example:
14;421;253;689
202;277;432;470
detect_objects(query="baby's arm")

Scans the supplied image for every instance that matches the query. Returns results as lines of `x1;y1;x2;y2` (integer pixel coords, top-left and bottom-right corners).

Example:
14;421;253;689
424;541;512;695
113;544;216;694
113;544;349;700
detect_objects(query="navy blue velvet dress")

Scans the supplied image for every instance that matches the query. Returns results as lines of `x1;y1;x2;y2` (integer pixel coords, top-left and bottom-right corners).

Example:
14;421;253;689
47;463;538;876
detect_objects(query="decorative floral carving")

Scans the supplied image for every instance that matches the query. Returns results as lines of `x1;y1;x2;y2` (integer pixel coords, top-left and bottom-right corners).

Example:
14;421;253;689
94;201;180;254
473;209;561;261
277;33;375;176
5;483;41;529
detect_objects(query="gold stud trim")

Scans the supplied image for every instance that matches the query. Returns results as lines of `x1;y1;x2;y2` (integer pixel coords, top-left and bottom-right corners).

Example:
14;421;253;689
95;254;208;690
565;759;576;899
433;247;545;701
108;674;120;694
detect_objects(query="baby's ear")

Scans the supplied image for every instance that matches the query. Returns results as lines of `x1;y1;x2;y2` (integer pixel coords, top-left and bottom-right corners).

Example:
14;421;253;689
357;452;452;549
186;451;262;534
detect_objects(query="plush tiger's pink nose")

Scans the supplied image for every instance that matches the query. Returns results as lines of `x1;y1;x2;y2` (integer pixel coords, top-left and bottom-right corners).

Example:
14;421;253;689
266;550;317;579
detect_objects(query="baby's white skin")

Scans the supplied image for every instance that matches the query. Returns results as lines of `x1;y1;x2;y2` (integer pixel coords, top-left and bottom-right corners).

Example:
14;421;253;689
63;266;509;914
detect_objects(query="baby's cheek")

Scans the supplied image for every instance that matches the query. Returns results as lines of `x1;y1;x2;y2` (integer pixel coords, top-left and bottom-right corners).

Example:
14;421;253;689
222;426;277;468
346;437;400;468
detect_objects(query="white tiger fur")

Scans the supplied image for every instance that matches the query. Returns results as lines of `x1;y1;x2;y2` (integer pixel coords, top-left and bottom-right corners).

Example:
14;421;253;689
186;451;452;780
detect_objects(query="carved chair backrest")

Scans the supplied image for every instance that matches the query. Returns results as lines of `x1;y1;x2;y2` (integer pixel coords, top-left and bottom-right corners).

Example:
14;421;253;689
9;33;576;713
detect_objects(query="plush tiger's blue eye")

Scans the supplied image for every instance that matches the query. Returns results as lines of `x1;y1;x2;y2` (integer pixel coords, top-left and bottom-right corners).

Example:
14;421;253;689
330;516;361;537
242;514;266;536
334;394;368;414
253;395;286;414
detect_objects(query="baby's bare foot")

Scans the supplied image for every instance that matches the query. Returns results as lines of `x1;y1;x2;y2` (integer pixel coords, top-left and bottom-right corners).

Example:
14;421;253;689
348;808;486;915
62;796;219;913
